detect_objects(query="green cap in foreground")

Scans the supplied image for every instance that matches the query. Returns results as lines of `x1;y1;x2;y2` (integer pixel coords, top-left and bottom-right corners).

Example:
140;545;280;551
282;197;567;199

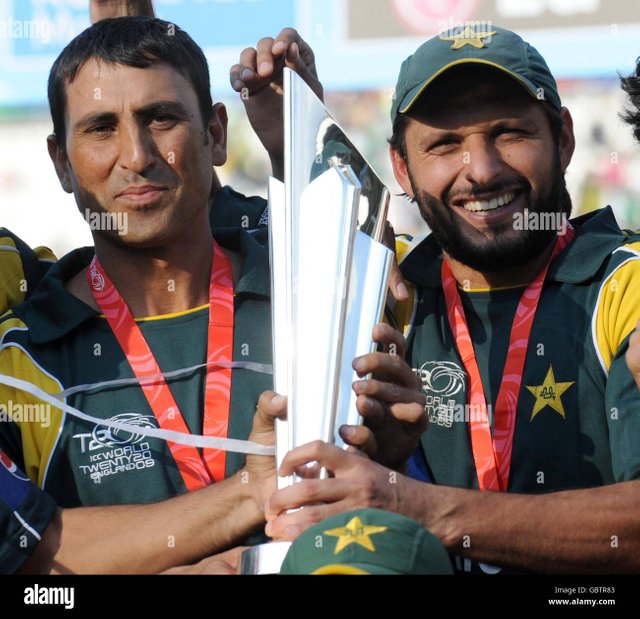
391;24;561;123
280;508;453;575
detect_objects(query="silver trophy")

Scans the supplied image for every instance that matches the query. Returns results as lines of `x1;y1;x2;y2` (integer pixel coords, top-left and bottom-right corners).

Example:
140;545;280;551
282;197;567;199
241;69;393;574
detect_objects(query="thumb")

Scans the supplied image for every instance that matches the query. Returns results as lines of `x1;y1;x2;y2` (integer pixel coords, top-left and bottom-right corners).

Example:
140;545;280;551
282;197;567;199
389;260;409;302
250;391;287;440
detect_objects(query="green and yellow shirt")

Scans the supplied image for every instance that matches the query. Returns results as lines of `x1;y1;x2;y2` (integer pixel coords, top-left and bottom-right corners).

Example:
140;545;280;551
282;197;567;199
0;227;272;508
395;207;640;573
0;188;267;572
0;229;57;573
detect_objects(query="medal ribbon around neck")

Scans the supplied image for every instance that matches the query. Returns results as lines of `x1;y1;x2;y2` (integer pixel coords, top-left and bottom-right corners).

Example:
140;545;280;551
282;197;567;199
441;226;575;491
88;240;234;491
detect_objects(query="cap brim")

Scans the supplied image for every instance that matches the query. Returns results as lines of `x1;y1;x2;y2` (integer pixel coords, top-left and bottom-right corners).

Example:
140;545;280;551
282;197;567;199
311;563;400;575
399;58;541;115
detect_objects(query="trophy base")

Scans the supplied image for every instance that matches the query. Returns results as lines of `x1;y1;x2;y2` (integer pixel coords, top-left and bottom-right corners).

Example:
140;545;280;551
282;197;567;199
240;541;292;575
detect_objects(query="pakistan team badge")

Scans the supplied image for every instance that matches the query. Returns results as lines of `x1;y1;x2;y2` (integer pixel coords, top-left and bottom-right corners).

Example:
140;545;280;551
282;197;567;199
526;365;574;421
324;516;387;554
439;25;497;50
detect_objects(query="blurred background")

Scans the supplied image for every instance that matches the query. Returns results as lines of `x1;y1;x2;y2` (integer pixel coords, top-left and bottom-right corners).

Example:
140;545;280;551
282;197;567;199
1;0;640;257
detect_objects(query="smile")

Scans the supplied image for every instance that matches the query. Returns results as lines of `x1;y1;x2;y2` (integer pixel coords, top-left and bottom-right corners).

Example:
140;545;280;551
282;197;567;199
461;191;516;213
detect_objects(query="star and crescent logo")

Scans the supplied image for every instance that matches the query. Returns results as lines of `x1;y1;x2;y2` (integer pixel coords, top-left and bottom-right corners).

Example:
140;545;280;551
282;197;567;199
440;25;497;50
526;365;574;421
324;516;388;554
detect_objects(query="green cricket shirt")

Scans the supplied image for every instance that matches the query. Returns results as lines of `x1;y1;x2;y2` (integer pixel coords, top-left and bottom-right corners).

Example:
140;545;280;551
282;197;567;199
0;226;272;507
395;207;640;573
0;188;267;572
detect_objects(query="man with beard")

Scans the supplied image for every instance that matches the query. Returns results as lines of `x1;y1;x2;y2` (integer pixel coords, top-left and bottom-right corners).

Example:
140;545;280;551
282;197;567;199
264;25;640;574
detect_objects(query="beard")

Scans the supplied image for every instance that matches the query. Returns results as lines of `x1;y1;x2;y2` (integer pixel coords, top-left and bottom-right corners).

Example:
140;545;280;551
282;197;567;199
408;152;573;273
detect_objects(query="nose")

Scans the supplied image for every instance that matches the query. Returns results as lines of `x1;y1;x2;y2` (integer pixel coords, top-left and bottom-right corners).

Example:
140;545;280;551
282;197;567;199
463;135;503;187
116;122;156;174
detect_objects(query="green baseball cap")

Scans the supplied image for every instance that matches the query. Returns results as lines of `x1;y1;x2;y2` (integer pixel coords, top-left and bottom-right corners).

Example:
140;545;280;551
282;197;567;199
279;508;453;575
391;24;561;123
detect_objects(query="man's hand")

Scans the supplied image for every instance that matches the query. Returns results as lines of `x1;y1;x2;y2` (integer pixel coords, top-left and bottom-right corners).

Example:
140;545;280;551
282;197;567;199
241;391;287;512
264;441;405;541
627;320;640;390
340;323;427;471
162;546;246;575
90;0;155;23
230;28;323;180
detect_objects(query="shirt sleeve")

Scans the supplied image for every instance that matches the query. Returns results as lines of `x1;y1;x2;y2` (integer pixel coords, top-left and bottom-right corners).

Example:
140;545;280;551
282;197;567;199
0;449;56;574
0;229;55;314
605;337;640;482
595;245;640;481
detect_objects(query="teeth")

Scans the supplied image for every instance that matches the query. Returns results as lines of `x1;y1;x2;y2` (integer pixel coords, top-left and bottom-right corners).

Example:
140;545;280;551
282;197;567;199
463;191;515;212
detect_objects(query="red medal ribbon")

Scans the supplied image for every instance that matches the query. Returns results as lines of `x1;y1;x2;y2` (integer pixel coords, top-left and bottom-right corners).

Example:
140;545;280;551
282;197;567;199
441;227;575;491
87;241;234;491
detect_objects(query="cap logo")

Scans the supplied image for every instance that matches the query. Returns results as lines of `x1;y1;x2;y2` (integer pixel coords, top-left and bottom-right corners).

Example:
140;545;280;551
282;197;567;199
324;516;388;554
440;25;497;50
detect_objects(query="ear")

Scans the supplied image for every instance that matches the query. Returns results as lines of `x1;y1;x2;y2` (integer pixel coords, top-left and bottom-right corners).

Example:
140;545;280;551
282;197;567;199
208;103;228;167
47;134;73;194
390;144;414;199
558;107;576;173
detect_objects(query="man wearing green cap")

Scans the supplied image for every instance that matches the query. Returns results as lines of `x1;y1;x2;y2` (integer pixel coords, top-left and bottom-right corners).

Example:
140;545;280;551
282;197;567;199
266;25;640;574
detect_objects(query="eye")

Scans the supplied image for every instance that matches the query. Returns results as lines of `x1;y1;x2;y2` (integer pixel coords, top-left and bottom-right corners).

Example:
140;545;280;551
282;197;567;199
429;138;459;154
87;124;114;136
494;126;528;139
149;115;180;129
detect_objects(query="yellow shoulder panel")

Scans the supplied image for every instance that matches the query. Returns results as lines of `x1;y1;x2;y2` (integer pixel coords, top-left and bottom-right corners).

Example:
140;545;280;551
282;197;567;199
0;319;64;487
34;246;57;262
0;237;28;313
593;242;640;373
395;235;413;265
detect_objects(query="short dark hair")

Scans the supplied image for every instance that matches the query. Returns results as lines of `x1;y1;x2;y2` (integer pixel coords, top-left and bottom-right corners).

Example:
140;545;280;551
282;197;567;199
48;16;213;150
620;59;640;142
388;112;411;161
389;100;564;161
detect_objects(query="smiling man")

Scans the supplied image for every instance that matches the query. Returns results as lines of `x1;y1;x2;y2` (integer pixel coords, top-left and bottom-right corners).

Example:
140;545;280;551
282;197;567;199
265;25;640;574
